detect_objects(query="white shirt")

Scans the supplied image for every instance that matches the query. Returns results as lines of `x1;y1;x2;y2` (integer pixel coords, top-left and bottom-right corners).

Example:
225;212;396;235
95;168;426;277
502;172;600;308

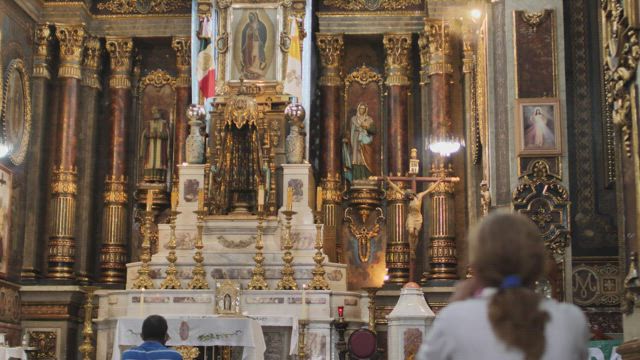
417;288;589;360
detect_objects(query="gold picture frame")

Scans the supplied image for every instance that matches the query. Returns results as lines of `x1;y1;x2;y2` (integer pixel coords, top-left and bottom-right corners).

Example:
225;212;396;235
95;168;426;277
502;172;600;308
216;0;291;87
515;97;562;156
1;59;32;166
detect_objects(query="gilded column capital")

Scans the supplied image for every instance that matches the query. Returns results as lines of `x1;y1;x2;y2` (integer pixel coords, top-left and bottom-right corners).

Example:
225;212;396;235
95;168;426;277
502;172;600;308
106;37;134;89
51;166;78;196
426;20;453;75
383;33;412;86
33;23;53;79
104;175;128;205
321;173;342;203
316;33;344;86
82;36;103;90
56;24;87;80
418;31;430;85
172;37;191;87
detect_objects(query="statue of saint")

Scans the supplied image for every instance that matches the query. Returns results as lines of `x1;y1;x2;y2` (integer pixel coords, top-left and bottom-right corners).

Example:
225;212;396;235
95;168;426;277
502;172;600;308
141;107;170;182
343;103;376;182
480;180;491;216
386;178;441;259
241;12;268;80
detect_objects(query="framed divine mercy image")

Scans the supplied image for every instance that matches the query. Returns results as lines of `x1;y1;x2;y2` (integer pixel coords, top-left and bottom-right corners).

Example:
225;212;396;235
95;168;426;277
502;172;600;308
515;97;562;156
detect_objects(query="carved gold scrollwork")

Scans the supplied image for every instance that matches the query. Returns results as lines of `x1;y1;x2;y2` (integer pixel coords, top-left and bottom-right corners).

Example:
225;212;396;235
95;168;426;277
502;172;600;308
383;33;411;86
602;0;640;158
317;34;344;86
224;95;260;128
345;64;383;86
344;207;384;263
104;175;128;204
56;24;86;79
512;160;570;261
172;37;191;72
34;23;53;79
106;37;134;73
82;36;103;90
97;0;189;14
138;69;177;95
172;346;200;360
51;166;78;195
322;0;420;11
520;10;548;31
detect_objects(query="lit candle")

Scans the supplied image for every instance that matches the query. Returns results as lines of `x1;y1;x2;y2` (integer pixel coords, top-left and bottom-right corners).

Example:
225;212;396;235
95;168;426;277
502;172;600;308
316;186;323;212
171;188;178;211
286;186;293;211
146;190;154;211
301;284;308;320
198;189;204;211
258;184;265;211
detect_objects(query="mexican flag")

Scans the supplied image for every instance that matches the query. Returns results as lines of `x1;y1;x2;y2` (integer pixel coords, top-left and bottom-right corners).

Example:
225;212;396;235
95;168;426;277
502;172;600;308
197;12;216;99
283;18;302;101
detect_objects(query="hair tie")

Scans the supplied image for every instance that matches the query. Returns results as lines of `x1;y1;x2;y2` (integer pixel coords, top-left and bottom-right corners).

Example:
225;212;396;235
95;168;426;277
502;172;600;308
500;275;522;290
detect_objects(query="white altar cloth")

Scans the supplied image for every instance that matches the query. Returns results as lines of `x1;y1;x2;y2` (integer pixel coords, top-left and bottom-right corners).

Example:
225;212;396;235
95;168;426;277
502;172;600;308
111;315;266;360
0;347;26;360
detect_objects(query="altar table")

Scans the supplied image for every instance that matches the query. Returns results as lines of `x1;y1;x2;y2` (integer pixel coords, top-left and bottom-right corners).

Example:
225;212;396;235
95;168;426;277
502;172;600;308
112;315;266;360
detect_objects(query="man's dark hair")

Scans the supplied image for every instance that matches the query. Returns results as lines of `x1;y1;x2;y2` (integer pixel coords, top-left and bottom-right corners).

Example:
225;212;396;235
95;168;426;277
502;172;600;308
141;315;168;342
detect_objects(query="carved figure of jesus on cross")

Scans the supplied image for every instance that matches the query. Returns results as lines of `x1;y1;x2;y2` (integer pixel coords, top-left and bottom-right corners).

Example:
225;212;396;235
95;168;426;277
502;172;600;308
370;148;459;283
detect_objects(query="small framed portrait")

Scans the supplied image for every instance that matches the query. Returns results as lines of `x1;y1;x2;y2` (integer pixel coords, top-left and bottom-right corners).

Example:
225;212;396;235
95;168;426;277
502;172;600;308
515;98;562;156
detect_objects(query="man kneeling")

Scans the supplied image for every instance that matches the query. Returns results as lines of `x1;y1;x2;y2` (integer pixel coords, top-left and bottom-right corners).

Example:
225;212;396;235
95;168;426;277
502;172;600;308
122;315;183;360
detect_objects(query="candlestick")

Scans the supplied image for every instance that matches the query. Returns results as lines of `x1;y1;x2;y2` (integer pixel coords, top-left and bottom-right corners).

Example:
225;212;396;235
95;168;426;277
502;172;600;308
307;213;330;290
188;208;209;289
286;186;293;211
248;211;268;290
276;210;298;290
160;205;182;289
146;190;154;211
316;186;323;212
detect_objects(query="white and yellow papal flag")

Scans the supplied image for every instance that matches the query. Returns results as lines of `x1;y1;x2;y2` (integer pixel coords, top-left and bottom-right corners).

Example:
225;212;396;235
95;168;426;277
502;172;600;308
283;18;302;101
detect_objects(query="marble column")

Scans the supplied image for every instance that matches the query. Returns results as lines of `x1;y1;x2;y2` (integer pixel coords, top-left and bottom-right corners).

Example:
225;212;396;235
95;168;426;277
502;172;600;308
75;36;102;284
46;24;86;280
424;20;458;282
100;37;134;284
383;33;412;285
21;23;53;281
172;37;191;171
316;33;343;263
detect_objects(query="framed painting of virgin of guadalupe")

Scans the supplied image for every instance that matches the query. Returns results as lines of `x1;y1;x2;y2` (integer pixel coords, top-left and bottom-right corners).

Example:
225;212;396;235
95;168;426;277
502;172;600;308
225;3;284;83
515;97;562;156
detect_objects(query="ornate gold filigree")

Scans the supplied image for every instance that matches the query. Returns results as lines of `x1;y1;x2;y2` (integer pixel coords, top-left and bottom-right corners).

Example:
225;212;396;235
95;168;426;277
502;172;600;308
512;160;570;260
106;37;133;79
28;331;57;359
172;346;200;360
344;207;384;263
56;24;86;79
172;37;191;73
104;175;127;204
33;23;53;79
316;34;344;86
521;10;548;31
1;59;32;166
383;33;411;86
138;69;176;94
224;95;260;129
97;0;189;14
82;36;103;89
51;166;78;195
322;0;420;11
345;64;383;86
602;0;640;158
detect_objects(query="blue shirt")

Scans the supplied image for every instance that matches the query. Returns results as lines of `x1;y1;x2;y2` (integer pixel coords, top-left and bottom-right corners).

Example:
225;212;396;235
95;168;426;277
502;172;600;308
122;341;183;360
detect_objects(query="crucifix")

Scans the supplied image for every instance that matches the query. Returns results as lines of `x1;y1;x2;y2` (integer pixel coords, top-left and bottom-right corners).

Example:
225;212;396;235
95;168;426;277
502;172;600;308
370;148;460;283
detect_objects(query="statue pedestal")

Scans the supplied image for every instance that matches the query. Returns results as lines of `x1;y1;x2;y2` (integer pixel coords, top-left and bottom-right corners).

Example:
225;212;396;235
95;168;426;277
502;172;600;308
279;163;316;226
387;283;436;360
175;163;205;226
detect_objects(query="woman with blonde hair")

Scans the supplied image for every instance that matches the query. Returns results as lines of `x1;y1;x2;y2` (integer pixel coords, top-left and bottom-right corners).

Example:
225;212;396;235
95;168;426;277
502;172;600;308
417;212;589;360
